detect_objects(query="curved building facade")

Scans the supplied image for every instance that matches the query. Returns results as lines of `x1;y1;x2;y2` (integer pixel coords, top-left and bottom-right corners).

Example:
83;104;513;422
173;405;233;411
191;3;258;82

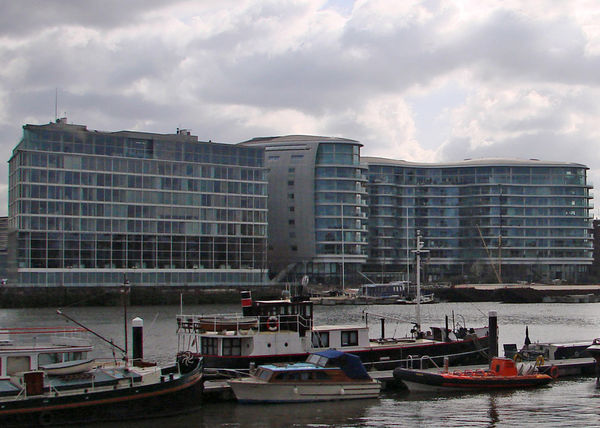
363;158;593;283
241;136;368;286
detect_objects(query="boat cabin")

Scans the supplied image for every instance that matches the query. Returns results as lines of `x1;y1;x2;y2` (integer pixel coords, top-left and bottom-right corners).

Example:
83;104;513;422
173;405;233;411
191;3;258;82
489;357;518;376
252;350;371;383
0;327;92;380
358;282;408;299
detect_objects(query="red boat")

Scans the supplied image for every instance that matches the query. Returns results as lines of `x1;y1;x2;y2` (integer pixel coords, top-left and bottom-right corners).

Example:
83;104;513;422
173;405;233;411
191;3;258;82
394;357;553;392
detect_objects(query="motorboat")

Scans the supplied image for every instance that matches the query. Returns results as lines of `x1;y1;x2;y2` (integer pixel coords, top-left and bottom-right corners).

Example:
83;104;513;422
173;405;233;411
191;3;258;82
228;350;380;403
393;357;553;392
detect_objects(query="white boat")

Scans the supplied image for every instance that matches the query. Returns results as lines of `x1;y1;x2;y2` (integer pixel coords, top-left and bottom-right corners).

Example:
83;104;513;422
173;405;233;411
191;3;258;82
39;358;96;376
228;350;380;403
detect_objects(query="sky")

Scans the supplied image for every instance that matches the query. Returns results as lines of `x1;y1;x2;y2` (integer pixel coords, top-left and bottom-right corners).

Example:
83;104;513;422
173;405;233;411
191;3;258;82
1;0;600;217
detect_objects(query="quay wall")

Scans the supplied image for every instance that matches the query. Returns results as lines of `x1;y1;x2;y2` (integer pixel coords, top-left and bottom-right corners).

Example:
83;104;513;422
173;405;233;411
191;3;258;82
0;285;286;308
1;284;600;308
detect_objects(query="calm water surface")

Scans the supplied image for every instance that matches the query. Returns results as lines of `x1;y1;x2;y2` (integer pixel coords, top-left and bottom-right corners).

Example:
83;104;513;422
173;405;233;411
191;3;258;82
1;301;599;427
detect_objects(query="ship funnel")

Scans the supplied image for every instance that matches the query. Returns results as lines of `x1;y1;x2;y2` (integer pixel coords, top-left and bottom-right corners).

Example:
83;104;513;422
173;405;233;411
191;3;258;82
241;291;253;315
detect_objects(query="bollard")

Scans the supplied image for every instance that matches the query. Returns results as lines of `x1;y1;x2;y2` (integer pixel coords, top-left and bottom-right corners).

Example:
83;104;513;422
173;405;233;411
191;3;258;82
489;311;498;362
132;317;143;363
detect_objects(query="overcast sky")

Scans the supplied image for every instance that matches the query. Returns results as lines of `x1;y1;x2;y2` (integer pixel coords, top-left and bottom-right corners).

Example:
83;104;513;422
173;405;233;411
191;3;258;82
2;0;600;217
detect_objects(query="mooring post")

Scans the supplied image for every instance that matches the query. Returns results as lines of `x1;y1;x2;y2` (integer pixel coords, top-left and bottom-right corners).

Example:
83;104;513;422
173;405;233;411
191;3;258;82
489;310;498;362
132;317;144;363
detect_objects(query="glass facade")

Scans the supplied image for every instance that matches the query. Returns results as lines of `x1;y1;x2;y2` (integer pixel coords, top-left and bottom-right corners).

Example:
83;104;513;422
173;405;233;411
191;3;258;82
8;121;268;287
364;160;593;283
314;143;368;283
240;136;368;286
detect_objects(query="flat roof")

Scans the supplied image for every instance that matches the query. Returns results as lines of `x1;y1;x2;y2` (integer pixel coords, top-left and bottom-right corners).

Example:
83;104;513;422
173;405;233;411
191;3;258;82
361;157;588;169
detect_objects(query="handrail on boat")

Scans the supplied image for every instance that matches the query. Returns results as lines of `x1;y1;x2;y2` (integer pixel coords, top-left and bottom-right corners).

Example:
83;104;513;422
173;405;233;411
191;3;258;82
176;313;312;334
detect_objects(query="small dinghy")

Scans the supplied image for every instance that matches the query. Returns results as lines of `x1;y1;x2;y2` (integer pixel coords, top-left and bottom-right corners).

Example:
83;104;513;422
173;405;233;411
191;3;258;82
40;358;96;376
394;357;553;392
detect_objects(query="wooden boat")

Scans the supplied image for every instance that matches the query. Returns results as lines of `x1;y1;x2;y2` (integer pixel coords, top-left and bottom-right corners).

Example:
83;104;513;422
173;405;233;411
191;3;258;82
177;292;489;372
228;350;381;403
0;359;204;427
393;357;553;392
0;309;204;426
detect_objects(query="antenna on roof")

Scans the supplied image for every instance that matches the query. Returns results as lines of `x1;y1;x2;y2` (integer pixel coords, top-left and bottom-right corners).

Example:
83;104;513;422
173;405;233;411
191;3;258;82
54;88;58;122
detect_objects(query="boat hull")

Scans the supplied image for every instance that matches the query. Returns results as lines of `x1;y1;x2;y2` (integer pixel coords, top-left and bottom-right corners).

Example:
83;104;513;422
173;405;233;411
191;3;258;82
229;380;381;403
0;365;203;427
394;367;552;392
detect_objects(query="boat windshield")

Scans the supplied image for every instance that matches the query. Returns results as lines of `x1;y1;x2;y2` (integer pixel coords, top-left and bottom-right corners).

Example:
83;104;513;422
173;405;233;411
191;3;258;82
255;368;272;381
306;354;328;367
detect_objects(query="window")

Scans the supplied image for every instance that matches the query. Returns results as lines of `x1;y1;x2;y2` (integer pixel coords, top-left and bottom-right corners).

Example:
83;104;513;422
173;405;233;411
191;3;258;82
291;245;297;251
288;219;295;225
38;353;62;366
288;193;294;199
289;206;295;212
201;337;219;355
341;330;358;346
7;356;30;375
288;180;294;186
312;332;329;348
222;338;242;356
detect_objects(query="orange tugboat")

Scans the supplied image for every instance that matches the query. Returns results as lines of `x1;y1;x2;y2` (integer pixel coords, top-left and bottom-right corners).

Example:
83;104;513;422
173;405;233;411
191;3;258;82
394;357;553;392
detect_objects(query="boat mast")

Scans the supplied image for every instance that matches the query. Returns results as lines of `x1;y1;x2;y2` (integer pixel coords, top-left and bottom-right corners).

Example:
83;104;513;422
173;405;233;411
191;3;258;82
412;230;429;333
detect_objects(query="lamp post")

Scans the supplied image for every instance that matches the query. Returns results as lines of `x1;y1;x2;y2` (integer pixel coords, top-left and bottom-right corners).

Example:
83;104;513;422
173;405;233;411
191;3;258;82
412;230;429;333
122;274;130;363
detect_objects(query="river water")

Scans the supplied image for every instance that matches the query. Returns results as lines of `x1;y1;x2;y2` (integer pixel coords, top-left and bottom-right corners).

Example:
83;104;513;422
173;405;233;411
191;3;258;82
2;301;600;427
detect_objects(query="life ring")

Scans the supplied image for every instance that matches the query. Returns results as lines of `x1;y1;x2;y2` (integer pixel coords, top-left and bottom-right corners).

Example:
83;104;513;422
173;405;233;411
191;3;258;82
513;353;523;362
550;365;559;379
535;355;545;366
267;316;279;331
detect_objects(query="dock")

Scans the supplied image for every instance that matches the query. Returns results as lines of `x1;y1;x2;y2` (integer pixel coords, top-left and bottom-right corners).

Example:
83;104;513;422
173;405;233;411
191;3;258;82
202;357;598;401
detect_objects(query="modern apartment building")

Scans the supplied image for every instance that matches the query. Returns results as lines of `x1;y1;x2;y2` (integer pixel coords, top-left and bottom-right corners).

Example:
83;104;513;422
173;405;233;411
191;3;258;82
240;136;369;286
7;119;268;287
363;158;593;283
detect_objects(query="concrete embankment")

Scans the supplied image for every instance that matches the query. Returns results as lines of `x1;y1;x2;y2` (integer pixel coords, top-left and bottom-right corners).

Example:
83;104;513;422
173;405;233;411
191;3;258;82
435;284;600;303
0;285;285;308
1;284;600;307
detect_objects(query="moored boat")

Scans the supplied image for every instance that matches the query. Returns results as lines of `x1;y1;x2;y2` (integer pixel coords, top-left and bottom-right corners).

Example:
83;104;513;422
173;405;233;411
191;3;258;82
0;359;203;427
393;357;553;392
177;291;490;372
228;350;380;403
0;312;204;426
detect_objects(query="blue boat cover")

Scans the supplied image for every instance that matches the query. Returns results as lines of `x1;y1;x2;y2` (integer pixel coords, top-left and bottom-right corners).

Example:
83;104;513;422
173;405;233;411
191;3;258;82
314;350;370;380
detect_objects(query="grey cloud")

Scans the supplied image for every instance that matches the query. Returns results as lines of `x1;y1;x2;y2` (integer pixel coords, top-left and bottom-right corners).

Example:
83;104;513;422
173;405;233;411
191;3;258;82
0;0;176;36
